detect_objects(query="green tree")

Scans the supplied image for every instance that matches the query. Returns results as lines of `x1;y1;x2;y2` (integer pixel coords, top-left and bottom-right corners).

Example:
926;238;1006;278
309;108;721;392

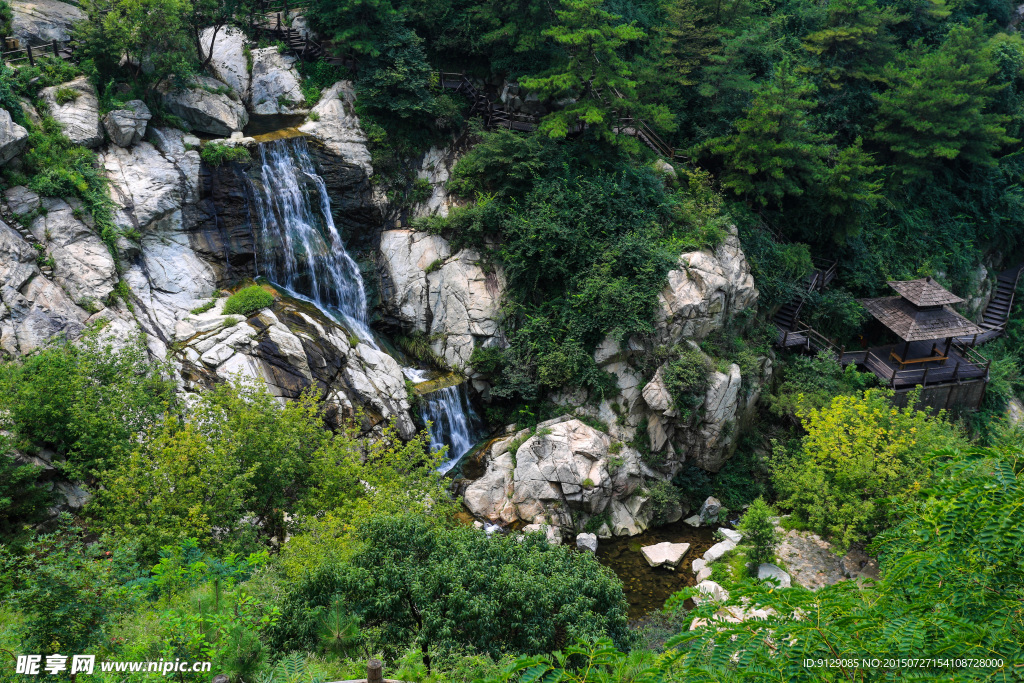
737;496;779;571
0;331;175;481
873;20;1015;176
271;514;630;671
91;380;328;559
305;0;399;57
0;440;53;542
520;0;671;148
656;0;719;89
802;0;904;90
773;388;965;549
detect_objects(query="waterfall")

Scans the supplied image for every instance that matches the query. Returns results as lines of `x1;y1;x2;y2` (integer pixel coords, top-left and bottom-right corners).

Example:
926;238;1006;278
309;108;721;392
246;137;370;338
404;369;482;474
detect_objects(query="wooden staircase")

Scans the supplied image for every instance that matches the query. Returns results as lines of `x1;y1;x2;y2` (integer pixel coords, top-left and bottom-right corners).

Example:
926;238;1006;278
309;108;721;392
773;259;838;349
957;264;1024;347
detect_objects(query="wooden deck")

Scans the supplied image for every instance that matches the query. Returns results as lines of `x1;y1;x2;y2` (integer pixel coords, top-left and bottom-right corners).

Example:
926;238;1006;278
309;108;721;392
843;341;988;389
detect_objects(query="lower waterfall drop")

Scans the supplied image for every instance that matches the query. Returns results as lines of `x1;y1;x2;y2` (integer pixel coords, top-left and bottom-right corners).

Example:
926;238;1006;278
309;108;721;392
405;369;482;473
246;137;370;338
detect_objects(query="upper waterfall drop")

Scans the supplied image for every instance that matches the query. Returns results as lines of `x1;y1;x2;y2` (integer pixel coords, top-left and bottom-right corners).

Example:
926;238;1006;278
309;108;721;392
246;137;370;338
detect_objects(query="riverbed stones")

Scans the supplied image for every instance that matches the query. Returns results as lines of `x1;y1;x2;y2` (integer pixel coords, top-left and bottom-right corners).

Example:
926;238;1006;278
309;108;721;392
0;109;29;165
40;76;102;148
683;514;702;527
703;539;737;564
757;563;791;588
720;528;743;544
640;541;690;569
576;532;598;553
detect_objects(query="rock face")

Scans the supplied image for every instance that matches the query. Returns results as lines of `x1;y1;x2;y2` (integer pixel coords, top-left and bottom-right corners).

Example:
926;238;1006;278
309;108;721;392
0;109;29;165
158;76;248;136
200;26;251;101
10;0;86;44
641;541;690;568
657;226;758;345
299;82;372;175
40;77;102;148
0;218;89;356
249;48;305;115
25;195;117;305
463;417;649;536
103;100;152;147
411;145;464;219
378;230;451;331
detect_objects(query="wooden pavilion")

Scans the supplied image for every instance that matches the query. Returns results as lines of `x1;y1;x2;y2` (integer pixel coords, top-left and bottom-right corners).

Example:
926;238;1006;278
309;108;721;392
851;277;991;409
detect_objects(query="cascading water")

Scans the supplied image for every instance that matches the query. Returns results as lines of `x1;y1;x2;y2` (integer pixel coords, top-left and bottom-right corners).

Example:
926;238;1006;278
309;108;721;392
404;369;482;474
246;137;370;339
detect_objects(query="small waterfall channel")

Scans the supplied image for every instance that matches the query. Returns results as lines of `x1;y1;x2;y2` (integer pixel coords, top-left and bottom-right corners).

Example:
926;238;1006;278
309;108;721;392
246;137;370;338
404;369;483;474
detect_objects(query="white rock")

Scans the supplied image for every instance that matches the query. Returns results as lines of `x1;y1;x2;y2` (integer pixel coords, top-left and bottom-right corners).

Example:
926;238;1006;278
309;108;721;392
693;580;729;605
427;249;506;370
691;558;706;574
522;523;562;545
720;528;743;544
40;76;102;148
299;81;372;175
699;496;722;524
378;229;452;332
200;26;251;100
641;541;690;568
103;100;152;147
703;539;737;564
250;47;305;115
683;514;702;527
696;566;713;582
576;532;598;553
0;109;29;165
657;225;757;344
158;75;248;136
757;563;791;588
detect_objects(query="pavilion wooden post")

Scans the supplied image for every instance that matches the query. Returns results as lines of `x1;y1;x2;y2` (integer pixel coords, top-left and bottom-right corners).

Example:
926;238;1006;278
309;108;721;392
922;366;929;387
367;659;383;683
901;339;911;363
26;43;34;66
52;40;59;58
943;336;953;361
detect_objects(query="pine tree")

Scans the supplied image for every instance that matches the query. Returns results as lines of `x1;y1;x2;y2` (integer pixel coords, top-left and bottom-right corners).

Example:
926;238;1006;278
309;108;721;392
873;20;1016;175
737;497;780;571
520;0;671;148
657;0;720;88
802;0;904;90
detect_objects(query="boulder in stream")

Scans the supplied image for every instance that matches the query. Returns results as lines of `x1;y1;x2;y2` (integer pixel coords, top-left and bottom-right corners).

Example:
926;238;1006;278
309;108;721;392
640;541;690;569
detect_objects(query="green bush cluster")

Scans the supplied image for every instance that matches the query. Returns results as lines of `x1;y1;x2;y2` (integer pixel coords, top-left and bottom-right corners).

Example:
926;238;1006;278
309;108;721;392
200;142;252;167
662;346;713;420
222;285;274;317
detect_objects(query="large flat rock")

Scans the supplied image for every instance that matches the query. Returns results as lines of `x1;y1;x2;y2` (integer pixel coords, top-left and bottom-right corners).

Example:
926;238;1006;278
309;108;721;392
11;0;85;44
641;541;690;568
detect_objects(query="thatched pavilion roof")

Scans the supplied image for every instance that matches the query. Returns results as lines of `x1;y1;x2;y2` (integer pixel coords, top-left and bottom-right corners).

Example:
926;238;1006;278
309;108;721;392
887;277;964;307
860;296;984;342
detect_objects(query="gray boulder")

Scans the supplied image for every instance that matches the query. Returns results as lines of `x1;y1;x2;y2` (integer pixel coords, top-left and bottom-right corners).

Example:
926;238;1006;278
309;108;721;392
158;76;248;136
250;47;305;115
0;109;29;165
757;563;791;588
103;100;152;147
299;81;372;174
40;76;102;148
576;533;598;553
200;26;251;100
699;496;722;524
703;539;737;564
10;0;85;44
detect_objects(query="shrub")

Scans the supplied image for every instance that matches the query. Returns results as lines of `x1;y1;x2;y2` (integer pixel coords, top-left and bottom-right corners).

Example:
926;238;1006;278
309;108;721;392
200;142;252;167
222;285;274;317
737;497;780;572
190;299;216;315
772;388;966;549
662;346;713;420
54;86;80;104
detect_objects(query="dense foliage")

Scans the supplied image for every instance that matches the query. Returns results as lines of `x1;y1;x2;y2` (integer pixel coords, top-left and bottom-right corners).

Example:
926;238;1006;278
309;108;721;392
222;285;275;317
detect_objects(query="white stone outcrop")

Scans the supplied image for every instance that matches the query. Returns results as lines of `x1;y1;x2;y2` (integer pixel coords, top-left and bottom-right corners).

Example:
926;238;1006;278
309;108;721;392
158;76;248;136
657;225;757;344
412;145;464;219
427;249;505;370
40;76;102;148
641;541;690;568
102;100;151;147
10;0;85;44
250;47;305;115
0;109;29;165
464;417;648;536
0;219;89;355
25;195;117;305
379;230;451;332
299;82;372;175
200;26;250;101
703;539;738;564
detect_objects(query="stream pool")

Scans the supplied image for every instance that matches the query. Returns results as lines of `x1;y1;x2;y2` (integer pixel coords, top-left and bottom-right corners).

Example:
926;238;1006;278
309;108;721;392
596;521;718;620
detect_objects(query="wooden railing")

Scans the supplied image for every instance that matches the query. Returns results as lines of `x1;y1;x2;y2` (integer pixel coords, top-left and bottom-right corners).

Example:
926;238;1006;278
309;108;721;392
1;37;78;65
